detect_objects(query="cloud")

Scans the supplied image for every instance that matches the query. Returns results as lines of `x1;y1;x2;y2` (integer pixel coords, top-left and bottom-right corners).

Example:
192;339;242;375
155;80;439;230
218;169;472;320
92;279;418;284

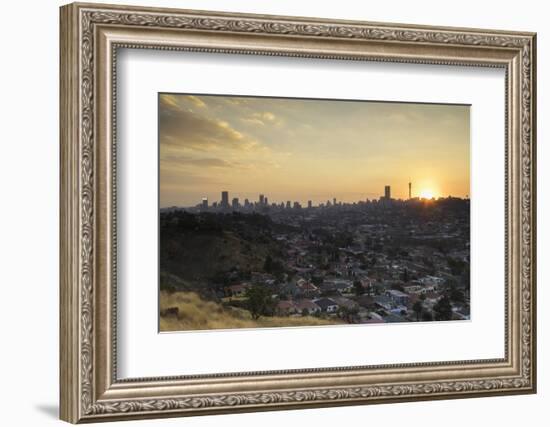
240;117;265;126
186;95;207;108
160;101;258;152
260;112;276;122
239;111;280;127
161;155;244;169
224;98;247;106
159;94;183;111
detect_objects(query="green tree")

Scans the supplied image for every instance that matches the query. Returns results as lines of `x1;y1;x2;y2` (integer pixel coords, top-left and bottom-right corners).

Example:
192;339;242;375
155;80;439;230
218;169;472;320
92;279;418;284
263;255;274;273
245;285;275;320
433;296;453;321
338;306;359;323
449;287;465;303
311;276;323;287
412;300;423;321
446;257;466;276
353;280;364;296
421;310;433;321
402;268;409;283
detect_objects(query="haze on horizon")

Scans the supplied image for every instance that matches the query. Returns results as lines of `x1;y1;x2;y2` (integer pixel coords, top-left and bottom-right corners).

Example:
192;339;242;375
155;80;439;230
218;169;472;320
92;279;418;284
159;93;470;208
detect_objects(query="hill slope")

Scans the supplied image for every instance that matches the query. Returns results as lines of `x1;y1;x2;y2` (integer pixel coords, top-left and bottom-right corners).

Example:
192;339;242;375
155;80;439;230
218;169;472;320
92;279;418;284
160;211;289;286
160;291;341;331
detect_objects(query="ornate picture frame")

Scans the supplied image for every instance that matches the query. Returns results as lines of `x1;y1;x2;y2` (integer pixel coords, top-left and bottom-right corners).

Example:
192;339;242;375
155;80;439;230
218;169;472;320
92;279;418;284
60;2;536;423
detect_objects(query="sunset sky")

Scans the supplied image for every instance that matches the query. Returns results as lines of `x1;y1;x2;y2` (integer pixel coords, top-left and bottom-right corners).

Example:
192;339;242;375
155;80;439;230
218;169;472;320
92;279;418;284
159;93;470;207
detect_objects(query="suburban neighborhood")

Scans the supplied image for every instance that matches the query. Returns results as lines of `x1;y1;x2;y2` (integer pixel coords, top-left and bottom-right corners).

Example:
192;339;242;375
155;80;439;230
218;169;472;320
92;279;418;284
160;189;470;329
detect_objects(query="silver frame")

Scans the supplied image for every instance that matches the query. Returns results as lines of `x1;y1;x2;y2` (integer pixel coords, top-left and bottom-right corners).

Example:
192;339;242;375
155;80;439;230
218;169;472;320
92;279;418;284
60;2;536;423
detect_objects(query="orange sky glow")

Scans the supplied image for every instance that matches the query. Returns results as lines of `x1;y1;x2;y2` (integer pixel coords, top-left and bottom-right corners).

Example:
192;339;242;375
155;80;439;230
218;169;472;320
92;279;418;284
159;93;470;207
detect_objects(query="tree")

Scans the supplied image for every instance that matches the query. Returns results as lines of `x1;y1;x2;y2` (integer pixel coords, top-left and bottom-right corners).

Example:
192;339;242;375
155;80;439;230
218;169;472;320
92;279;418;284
353;280;364;296
245;285;275;320
449;287;465;303
338;306;359;323
263;255;274;273
311;275;323;287
421;310;433;321
446;257;466;276
402;268;409;283
412;300;423;321
433;296;453;321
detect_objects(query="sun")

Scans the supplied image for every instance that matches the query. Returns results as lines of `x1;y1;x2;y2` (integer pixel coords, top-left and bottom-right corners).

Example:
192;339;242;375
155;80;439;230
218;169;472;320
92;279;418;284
419;189;435;199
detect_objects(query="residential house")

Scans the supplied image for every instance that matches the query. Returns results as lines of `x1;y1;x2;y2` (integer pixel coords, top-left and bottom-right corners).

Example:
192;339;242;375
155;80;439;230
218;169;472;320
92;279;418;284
227;283;249;297
332;296;359;311
386;289;410;306
276;300;297;316
294;299;321;316
296;279;319;297
373;295;393;311
314;298;339;313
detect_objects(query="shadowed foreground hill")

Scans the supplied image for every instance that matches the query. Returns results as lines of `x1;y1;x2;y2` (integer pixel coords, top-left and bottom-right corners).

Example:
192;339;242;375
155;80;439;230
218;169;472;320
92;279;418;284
160;291;341;331
160;211;289;285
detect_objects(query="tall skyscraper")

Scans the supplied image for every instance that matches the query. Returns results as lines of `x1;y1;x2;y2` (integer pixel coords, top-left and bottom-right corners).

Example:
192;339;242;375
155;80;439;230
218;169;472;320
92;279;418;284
408;181;412;199
201;197;208;209
384;185;391;199
308;200;312;209
232;197;239;209
221;191;229;208
259;194;264;205
333;197;337;206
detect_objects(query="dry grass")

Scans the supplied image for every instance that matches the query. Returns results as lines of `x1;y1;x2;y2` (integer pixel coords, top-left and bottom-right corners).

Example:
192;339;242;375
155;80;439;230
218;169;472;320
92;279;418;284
159;291;341;332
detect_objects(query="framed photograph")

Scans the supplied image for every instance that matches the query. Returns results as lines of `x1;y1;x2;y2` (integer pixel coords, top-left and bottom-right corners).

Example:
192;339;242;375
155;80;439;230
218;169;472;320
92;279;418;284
60;2;537;423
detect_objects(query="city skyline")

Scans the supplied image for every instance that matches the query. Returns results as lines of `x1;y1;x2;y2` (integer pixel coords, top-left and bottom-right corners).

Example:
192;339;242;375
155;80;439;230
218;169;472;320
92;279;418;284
160;94;470;208
173;182;465;211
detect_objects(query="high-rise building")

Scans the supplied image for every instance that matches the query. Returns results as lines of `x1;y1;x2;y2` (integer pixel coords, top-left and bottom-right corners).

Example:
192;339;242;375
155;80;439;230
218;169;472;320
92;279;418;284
232;197;239;209
221;191;229;207
408;181;412;199
333;197;337;206
244;198;250;208
384;185;391;199
259;194;265;205
201;197;208;209
308;200;312;209
286;201;291;209
265;196;269;205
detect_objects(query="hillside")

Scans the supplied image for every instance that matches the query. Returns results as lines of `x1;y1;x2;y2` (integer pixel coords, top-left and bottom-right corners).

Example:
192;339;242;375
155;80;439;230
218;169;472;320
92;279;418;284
159;291;341;331
159;211;290;289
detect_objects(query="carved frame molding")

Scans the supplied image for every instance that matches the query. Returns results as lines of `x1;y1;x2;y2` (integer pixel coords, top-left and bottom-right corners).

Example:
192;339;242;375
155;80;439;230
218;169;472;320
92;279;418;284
60;2;536;423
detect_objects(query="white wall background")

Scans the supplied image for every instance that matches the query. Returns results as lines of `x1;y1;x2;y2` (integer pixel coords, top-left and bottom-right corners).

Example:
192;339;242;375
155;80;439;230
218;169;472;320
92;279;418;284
0;0;545;425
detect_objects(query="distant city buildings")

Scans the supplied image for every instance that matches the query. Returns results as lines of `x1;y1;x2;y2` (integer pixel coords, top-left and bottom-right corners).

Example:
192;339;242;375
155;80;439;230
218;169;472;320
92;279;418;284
194;182;427;213
232;197;239;209
221;191;229;208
